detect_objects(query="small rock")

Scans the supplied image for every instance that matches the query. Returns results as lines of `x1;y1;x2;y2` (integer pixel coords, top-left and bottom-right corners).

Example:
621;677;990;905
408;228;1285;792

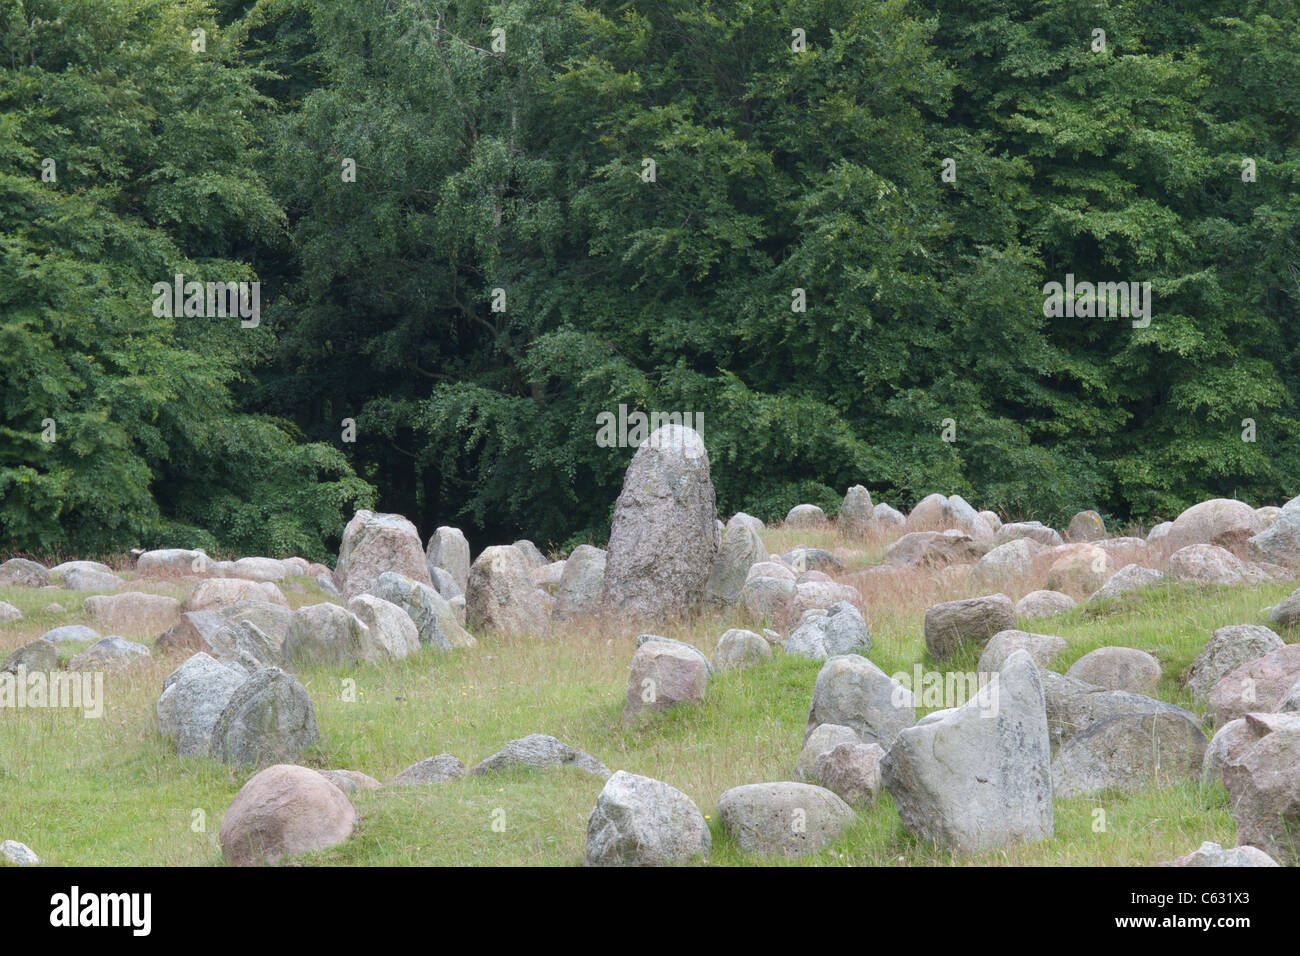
67;636;150;671
804;654;915;749
1208;644;1300;725
1222;715;1300;865
623;638;710;724
716;782;855;858
318;770;382;794
58;567;126;592
1163;841;1279;867
923;593;1016;661
1166;498;1262;554
184;578;287;612
784;601;870;660
814;742;886;808
0;558;50;588
471;734;610;778
0;840;40;865
391;754;466;786
38;624;100;645
347;594;421;661
1167;544;1257;586
1087;564;1163;605
977;630;1067;674
585;771;711;866
711;628;772;671
873;502;906;528
281;602;369;666
1015;590;1077;619
1;639;57;674
218;764;357;866
1185;625;1284;703
1044;545;1112;594
1065;646;1162;695
1041;671;1199;748
1066;510;1106;542
796;723;859;780
785;504;827;528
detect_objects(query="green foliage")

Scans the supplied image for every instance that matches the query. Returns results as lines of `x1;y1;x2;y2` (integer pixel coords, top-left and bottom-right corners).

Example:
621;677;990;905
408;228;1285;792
4;0;1299;556
0;0;372;559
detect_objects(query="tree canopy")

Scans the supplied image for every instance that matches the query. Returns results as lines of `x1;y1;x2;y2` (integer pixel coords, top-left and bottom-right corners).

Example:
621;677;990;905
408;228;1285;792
3;0;1297;557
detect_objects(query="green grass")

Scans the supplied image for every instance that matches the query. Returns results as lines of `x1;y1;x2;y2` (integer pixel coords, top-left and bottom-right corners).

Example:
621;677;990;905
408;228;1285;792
0;557;1292;866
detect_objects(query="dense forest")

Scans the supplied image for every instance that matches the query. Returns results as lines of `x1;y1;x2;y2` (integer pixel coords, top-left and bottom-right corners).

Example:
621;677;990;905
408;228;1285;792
1;0;1297;561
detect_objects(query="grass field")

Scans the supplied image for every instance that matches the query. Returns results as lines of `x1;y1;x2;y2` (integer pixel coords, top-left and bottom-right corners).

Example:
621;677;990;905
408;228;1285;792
0;529;1291;866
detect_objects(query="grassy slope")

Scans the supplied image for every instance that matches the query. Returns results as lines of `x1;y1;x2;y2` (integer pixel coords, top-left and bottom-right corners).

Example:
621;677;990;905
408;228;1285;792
0;534;1290;866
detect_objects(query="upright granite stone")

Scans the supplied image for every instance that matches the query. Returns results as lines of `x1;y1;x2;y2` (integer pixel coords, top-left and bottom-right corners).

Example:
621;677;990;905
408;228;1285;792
335;510;432;601
705;522;766;609
882;651;1053;853
553;545;607;620
1247;494;1300;568
425;526;471;592
371;572;476;651
804;654;915;749
209;667;320;767
600;425;717;625
157;652;248;757
466;546;548;637
839;485;875;538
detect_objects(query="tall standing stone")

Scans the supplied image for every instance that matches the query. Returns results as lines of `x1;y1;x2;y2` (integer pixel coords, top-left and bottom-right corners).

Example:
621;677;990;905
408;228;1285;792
600;425;717;624
705;521;765;608
881;650;1053;853
466;546;548;637
425;526;471;592
839;485;875;538
335;510;432;601
554;545;607;620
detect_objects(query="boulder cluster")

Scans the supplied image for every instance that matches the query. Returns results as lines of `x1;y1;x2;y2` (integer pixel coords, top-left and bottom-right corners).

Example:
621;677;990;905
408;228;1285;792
3;426;1298;867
